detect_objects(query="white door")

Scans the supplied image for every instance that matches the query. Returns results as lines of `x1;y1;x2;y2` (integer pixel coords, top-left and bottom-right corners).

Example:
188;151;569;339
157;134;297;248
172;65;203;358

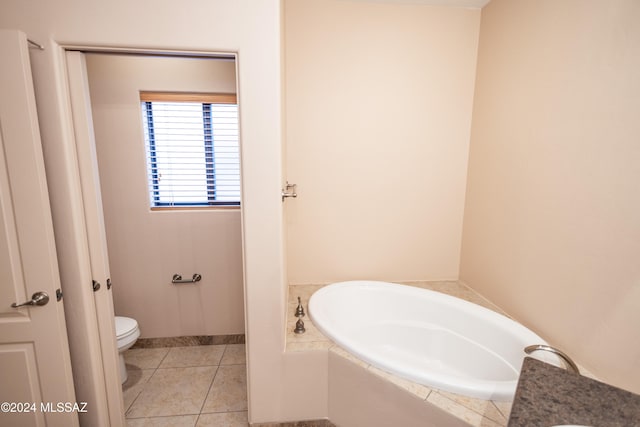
66;50;126;426
0;30;78;427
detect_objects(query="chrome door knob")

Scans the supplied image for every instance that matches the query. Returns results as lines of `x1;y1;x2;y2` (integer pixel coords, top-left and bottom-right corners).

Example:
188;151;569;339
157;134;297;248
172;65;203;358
11;291;50;308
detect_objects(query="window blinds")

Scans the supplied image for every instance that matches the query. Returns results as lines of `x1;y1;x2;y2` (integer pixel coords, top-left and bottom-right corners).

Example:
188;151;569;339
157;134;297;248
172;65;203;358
141;97;240;207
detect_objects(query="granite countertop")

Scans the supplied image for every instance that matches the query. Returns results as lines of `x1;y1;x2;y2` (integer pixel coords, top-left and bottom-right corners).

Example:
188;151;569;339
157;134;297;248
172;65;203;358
508;357;640;427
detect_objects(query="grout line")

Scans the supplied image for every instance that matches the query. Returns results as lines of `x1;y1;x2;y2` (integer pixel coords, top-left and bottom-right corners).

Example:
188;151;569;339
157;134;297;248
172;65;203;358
197;364;220;416
491;400;509;422
156;347;171;368
219;343;229;365
124;366;158;419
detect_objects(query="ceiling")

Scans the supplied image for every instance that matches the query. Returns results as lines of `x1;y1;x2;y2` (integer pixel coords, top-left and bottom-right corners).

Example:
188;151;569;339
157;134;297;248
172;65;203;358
343;0;491;8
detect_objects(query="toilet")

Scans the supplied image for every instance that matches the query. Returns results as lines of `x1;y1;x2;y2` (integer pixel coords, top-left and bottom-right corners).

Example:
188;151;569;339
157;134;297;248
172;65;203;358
115;316;140;384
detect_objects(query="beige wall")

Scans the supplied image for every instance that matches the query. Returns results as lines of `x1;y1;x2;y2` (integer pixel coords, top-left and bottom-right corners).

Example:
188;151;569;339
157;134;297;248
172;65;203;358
85;54;243;338
284;0;480;284
461;0;640;393
0;0;309;423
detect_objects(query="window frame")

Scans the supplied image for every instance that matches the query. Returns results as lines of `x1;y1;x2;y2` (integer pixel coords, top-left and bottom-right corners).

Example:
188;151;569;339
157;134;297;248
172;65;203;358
140;91;240;210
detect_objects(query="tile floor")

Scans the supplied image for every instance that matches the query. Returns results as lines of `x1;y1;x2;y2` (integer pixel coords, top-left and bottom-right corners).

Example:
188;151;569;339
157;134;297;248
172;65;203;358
122;344;248;427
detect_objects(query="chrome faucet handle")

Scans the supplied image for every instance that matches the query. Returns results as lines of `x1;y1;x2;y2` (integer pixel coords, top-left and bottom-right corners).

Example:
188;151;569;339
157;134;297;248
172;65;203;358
525;344;580;374
295;296;305;318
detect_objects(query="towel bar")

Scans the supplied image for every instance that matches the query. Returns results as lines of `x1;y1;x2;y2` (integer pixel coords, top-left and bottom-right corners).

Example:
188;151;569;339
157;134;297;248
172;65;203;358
172;273;202;284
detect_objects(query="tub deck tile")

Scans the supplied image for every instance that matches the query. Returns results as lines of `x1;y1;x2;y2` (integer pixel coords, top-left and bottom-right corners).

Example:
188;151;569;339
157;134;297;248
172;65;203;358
427;392;505;427
329;346;369;370
491;400;513;421
437;390;509;425
368;365;432;400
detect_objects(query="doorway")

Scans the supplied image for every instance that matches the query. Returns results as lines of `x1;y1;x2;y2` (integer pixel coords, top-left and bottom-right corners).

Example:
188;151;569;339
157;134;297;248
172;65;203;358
68;51;247;423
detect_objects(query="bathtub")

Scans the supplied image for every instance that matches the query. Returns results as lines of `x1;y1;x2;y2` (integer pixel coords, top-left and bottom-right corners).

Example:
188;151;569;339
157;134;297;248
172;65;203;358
308;281;558;401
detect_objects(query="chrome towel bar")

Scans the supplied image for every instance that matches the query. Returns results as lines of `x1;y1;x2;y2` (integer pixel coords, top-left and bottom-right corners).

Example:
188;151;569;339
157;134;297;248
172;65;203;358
172;273;202;284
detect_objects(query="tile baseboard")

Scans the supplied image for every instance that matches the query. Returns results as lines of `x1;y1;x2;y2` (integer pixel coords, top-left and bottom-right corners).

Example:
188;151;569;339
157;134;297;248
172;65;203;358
251;420;335;427
132;334;245;348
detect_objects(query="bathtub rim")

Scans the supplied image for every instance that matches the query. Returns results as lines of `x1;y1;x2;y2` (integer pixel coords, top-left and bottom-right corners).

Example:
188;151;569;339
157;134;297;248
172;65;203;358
308;280;556;401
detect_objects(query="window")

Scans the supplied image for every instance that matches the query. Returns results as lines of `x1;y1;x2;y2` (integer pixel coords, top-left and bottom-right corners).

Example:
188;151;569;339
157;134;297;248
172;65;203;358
140;92;240;208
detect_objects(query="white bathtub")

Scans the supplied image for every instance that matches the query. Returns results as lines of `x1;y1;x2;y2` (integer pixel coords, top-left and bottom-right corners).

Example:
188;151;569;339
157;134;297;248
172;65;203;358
309;281;558;401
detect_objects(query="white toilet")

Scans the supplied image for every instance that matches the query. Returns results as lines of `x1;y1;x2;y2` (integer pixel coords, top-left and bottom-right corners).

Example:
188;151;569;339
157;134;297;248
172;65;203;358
115;316;140;384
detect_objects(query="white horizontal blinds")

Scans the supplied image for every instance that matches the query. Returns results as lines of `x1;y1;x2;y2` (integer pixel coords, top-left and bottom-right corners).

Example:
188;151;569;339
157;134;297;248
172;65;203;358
207;104;240;201
140;94;240;207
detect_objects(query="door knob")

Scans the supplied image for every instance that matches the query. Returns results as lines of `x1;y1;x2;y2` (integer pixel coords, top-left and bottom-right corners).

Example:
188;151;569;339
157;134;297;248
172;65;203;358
11;292;50;308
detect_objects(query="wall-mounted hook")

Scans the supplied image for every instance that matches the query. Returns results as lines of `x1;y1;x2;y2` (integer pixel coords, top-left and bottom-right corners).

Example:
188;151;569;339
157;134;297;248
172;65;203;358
282;181;297;202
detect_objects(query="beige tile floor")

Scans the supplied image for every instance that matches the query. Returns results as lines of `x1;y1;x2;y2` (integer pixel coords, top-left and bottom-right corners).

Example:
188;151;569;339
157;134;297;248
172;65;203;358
123;344;248;427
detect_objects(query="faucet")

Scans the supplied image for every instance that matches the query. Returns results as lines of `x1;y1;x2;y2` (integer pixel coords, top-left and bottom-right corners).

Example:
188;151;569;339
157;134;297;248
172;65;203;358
294;296;306;334
525;344;580;374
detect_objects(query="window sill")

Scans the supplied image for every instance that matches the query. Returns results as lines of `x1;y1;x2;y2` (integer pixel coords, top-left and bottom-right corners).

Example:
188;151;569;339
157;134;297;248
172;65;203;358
150;205;241;212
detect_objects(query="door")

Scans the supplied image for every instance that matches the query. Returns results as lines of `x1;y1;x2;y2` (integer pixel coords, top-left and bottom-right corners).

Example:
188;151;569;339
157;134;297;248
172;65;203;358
65;50;126;426
0;30;78;427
